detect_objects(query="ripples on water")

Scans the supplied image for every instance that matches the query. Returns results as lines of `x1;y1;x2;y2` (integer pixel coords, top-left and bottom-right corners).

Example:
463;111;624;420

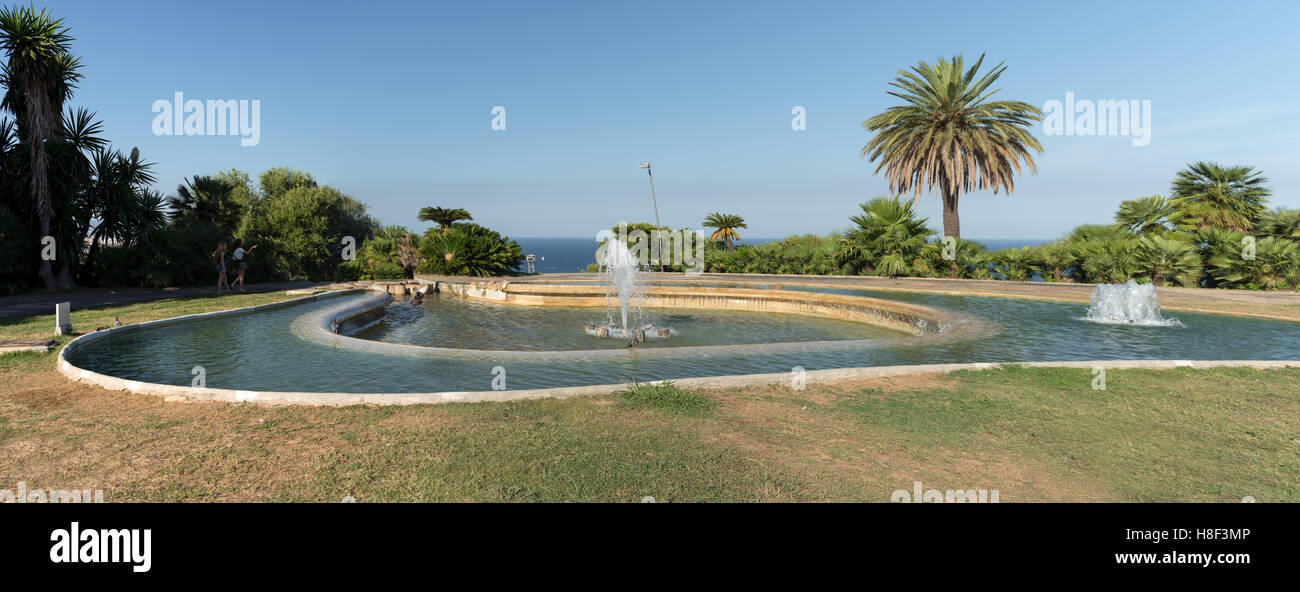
67;287;1300;392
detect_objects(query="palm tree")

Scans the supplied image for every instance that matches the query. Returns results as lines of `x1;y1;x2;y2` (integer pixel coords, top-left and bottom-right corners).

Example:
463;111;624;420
417;207;472;233
1169;162;1270;232
0;6;81;288
702;212;746;252
167;176;241;234
1115;195;1175;235
835;196;935;277
1137;235;1201;287
1028;241;1076;282
1258;207;1300;240
1075;236;1140;283
1209;236;1300;290
861;54;1043;239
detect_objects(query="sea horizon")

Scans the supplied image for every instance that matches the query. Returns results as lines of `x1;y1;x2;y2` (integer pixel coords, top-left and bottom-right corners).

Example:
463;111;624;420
512;236;1057;274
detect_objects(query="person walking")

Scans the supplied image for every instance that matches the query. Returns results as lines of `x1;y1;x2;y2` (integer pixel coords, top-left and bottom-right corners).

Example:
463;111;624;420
231;239;258;292
215;240;231;294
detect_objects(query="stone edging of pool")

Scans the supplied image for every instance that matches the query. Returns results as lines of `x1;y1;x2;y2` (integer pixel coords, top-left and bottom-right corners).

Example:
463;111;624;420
58;353;1300;406
437;280;950;335
54;284;1300;406
291;280;993;361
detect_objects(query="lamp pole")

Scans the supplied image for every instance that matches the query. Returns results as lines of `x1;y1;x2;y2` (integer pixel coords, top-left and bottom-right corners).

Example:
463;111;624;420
639;162;663;271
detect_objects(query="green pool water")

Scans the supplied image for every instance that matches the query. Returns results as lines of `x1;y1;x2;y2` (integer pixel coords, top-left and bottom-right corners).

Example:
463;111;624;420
66;287;1300;393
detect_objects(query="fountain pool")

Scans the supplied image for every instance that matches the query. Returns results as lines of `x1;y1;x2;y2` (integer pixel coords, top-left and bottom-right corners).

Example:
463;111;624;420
60;280;1300;399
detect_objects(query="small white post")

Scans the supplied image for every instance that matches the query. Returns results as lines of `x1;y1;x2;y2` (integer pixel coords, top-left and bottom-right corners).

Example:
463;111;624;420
55;302;72;335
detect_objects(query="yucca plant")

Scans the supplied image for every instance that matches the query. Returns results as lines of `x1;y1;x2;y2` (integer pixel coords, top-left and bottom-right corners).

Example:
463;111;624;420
0;6;81;288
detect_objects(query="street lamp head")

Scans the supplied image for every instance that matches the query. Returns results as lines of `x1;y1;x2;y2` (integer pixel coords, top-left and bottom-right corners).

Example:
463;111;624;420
639;163;650;169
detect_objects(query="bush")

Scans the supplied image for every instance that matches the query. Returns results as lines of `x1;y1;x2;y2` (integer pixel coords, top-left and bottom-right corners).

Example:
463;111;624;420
238;184;377;282
368;262;407;280
417;223;522;277
334;260;363;282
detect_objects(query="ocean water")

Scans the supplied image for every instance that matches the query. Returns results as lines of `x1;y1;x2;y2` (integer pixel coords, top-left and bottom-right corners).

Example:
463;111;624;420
511;237;1054;274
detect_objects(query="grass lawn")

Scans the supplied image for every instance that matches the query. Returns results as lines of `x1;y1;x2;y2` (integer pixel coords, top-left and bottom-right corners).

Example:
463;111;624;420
1;291;1296;502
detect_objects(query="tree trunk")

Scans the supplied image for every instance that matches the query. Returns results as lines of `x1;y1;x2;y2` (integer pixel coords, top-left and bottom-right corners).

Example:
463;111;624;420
725;235;734;252
941;188;960;239
27;80;58;289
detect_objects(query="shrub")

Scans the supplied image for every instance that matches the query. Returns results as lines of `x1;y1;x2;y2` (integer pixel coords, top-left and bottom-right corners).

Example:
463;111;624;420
417;223;522;277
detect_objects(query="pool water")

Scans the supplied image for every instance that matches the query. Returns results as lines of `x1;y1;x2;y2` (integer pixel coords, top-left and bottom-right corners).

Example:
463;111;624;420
357;297;903;350
66;287;1300;393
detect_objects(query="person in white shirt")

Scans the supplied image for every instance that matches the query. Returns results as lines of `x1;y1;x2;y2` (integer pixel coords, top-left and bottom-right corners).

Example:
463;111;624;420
230;238;258;292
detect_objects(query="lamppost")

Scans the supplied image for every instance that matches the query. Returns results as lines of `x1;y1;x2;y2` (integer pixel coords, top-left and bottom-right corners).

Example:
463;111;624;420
639;162;663;271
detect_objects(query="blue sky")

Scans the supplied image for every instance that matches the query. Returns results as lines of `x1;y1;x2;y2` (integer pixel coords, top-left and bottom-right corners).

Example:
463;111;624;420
45;0;1300;239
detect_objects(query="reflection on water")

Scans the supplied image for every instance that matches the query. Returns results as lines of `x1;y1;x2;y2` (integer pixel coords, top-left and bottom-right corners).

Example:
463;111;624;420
67;287;1300;393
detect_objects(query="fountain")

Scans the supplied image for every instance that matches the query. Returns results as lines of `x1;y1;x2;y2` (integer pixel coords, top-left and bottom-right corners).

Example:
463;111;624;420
601;239;640;333
1083;280;1182;326
585;239;674;340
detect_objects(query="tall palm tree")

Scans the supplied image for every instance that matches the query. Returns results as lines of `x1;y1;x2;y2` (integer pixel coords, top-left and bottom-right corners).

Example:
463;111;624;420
861;54;1043;239
1169;162;1270;232
0;6;81;289
1115;195;1175;235
702;212;746;252
417;206;472;233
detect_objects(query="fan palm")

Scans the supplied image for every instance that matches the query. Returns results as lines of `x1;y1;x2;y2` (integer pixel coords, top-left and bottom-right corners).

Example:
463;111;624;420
1076;236;1140;283
1209;236;1300;290
1137;235;1201;287
835;196;935;276
861;54;1043;239
167;176;240;234
1028;241;1076;282
1169;162;1270;232
702;212;746;252
0;6;81;288
1116;195;1175;235
1258;207;1300;240
417;206;472;233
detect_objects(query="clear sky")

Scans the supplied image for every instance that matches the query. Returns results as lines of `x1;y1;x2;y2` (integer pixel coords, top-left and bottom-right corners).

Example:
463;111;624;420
42;0;1300;239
